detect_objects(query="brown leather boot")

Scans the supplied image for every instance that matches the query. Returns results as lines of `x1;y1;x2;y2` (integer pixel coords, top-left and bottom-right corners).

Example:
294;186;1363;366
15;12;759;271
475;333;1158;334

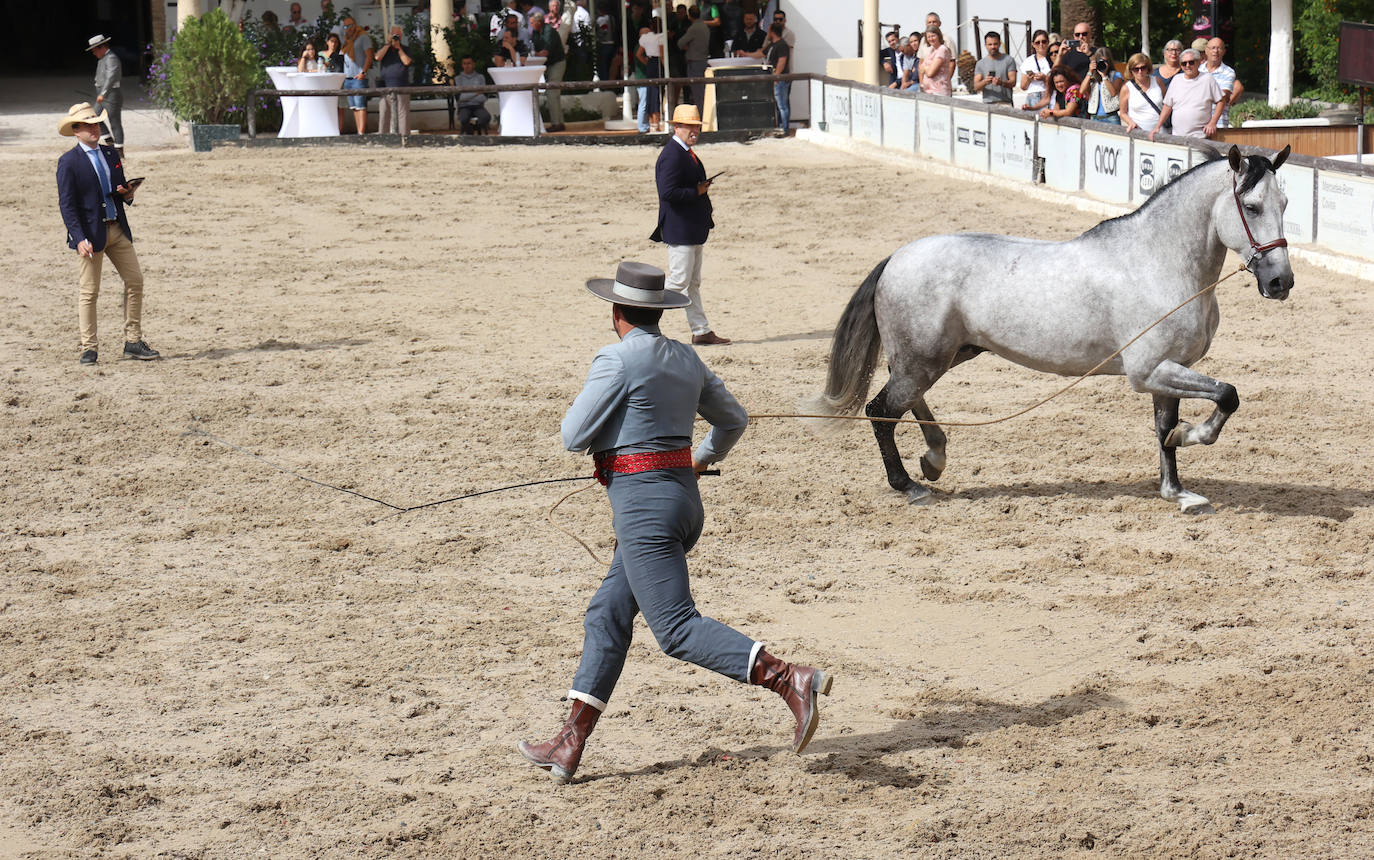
517;700;601;783
750;649;832;753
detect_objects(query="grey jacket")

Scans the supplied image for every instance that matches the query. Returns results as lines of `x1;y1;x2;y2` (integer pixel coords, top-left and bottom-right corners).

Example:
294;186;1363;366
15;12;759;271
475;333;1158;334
678;21;710;62
94;51;121;98
561;325;746;466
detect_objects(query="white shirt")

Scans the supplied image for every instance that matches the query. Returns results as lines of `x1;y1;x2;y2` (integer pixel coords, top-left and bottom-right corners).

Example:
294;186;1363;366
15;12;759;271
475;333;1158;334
1202;60;1238;126
1162;72;1223;137
1020;54;1051;102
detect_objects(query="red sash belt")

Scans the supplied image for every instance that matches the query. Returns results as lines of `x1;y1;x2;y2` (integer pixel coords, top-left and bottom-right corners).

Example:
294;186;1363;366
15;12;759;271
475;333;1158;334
593;447;693;485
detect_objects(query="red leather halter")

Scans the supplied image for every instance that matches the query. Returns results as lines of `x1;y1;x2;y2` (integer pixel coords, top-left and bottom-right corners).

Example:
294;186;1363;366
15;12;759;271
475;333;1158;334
1232;169;1288;269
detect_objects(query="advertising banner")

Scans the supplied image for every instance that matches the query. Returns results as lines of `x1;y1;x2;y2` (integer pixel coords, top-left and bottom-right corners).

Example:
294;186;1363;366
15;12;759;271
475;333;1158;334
989;113;1036;182
1316;171;1374;260
1276;164;1315;246
852;89;882;145
918;100;952;162
952;107;990;172
824;84;851;136
1132;141;1191;201
882;95;917;152
1037;122;1081;191
1082;130;1131;204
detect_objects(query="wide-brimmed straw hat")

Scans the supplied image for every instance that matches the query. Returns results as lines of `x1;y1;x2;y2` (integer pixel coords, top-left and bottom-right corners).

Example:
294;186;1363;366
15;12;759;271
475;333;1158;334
86;34;113;51
585;261;690;309
59;102;109;137
669;104;703;126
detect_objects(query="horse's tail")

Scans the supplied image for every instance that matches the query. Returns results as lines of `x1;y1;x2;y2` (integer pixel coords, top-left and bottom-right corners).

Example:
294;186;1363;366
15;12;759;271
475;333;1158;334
800;256;889;430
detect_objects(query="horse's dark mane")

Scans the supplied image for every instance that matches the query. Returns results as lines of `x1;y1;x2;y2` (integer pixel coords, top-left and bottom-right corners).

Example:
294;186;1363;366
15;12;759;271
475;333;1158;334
1078;150;1272;240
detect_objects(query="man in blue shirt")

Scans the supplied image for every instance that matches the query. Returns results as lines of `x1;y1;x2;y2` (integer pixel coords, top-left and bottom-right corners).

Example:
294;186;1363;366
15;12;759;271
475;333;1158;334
56;102;158;365
518;261;834;784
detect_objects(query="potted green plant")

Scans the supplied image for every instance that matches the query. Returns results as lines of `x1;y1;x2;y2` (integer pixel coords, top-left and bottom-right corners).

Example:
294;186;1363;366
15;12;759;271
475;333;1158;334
169;8;263;151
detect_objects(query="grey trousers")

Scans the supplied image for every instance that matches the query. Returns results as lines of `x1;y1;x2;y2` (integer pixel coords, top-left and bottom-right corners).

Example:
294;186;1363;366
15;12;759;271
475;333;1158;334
102;89;124;147
686;60;707;110
570;468;757;707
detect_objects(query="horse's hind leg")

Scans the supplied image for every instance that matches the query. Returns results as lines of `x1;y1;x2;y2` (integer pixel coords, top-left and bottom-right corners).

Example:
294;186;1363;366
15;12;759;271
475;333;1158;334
866;384;933;505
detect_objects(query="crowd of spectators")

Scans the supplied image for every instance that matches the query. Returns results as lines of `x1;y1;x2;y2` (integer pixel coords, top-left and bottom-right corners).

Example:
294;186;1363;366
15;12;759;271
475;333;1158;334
269;3;1245;140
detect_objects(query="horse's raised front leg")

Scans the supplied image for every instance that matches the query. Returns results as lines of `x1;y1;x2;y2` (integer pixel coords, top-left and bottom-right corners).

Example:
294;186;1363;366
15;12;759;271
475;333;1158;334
1136;360;1238;511
866;384;932;505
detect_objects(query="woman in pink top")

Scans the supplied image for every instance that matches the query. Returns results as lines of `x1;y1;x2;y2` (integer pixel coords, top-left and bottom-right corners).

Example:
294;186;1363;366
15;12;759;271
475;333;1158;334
919;27;953;96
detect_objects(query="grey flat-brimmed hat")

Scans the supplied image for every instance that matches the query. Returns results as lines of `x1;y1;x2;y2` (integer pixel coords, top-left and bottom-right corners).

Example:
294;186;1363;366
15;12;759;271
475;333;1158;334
86;34;113;51
585;261;690;309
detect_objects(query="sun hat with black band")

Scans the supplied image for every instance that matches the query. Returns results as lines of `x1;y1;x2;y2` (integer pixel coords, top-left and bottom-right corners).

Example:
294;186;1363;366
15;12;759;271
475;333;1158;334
86;34;113;51
59;102;109;136
585;261;690;309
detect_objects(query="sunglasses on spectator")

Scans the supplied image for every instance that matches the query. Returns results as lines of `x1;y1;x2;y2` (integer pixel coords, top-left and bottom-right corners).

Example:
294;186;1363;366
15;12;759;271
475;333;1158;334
1074;31;1089;37
1033;38;1047;44
1131;65;1150;71
1165;47;1180;52
1180;60;1198;66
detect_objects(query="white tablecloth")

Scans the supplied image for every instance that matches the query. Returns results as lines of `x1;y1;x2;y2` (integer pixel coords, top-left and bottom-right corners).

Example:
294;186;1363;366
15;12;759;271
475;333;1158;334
267;66;344;138
488;65;546;136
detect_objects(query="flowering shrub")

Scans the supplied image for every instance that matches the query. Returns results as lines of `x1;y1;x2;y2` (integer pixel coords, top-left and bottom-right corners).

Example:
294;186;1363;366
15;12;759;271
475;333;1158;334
144;38;176;115
167;9;263;125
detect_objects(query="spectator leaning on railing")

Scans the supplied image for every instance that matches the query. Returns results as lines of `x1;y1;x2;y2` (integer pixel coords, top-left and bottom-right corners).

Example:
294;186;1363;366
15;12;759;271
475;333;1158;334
1120;53;1166;134
972;31;1017;105
1150;48;1225;140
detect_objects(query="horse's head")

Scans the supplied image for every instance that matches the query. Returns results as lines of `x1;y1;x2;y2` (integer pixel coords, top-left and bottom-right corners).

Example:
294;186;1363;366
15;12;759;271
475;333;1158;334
1215;145;1294;301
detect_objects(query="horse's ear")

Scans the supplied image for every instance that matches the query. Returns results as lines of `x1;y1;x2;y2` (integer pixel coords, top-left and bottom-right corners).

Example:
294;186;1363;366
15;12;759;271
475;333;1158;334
1227;145;1243;173
1271;144;1291;172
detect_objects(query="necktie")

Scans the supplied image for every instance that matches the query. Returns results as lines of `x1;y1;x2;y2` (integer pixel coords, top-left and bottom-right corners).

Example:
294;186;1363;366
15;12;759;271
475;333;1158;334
689;148;699;164
87;148;117;220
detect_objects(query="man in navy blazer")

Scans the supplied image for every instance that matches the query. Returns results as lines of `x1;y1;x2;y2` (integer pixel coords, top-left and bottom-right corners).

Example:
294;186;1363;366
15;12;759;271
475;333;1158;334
56;102;158;365
649;104;729;345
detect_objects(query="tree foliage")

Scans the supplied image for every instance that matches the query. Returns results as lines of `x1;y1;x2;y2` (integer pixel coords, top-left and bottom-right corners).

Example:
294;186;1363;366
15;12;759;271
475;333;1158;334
169;9;263;125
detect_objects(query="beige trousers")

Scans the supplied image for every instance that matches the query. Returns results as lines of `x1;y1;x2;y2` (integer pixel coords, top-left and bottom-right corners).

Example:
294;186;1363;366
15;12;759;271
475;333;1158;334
78;221;143;352
666;243;710;335
379;93;411;134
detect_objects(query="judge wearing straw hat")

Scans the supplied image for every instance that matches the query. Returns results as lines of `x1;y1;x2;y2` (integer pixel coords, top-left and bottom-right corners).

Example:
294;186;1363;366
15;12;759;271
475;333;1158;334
517;260;834;784
650;104;730;345
86;34;124;151
56;103;159;365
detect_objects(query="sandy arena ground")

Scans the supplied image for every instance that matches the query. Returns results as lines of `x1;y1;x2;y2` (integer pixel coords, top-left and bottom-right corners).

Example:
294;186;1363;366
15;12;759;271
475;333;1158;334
2;134;1373;858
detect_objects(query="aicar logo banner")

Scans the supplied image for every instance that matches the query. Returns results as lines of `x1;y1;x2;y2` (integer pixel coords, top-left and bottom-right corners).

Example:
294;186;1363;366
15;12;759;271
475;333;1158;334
1082;131;1130;204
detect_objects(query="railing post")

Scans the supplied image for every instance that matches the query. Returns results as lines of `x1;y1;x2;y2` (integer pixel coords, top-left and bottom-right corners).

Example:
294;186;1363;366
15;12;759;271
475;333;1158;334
247;89;256;139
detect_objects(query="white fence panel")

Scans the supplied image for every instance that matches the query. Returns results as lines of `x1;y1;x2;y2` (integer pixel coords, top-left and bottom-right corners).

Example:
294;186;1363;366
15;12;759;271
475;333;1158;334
952;107;990;173
1278;164;1316;246
989;113;1036;182
1038;122;1081;191
882;95;917;152
918;100;952;162
1081;130;1131;204
1316;172;1374;260
852;89;882;145
1132;142;1191;201
823;83;851;136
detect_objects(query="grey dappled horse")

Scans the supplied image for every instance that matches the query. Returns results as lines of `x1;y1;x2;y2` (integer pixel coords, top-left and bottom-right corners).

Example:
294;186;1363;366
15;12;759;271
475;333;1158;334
807;145;1294;511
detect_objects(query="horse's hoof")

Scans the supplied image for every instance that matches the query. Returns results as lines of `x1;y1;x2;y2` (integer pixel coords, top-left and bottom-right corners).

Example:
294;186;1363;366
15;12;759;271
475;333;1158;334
920;452;945;481
905;485;933;505
1176;490;1212;513
1164;421;1196;447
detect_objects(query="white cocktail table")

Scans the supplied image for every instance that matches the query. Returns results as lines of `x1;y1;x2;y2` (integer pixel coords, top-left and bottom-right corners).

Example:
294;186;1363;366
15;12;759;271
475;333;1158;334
267;66;344;137
488;64;547;136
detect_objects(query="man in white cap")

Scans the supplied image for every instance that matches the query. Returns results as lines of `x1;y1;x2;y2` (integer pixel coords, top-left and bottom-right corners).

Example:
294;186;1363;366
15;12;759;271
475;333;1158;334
517;260;833;784
56;103;159;365
87;35;123;150
650;104;729;345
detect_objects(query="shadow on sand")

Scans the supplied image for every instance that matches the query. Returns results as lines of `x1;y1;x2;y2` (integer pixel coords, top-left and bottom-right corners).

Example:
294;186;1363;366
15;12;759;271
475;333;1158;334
933;477;1372;522
169;337;371;361
581;689;1119;789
